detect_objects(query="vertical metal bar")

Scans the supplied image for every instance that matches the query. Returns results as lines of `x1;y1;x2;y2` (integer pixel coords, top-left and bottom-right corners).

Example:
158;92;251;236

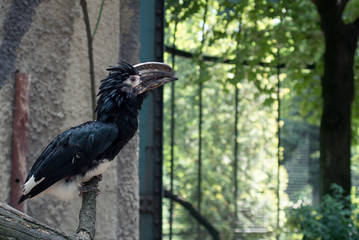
169;20;178;240
233;84;239;239
275;8;283;238
233;16;242;239
153;2;164;239
276;60;281;240
197;79;203;240
139;0;164;239
10;72;31;213
169;84;175;240
197;2;208;238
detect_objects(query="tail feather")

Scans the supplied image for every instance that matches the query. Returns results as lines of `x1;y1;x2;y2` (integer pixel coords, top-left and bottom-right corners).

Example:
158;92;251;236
18;194;29;204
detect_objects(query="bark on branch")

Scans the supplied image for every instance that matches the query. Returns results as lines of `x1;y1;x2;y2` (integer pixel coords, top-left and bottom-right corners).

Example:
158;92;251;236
76;176;100;240
0;202;79;240
0;177;100;240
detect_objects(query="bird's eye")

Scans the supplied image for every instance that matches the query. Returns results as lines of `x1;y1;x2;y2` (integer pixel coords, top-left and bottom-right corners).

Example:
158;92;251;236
130;77;136;82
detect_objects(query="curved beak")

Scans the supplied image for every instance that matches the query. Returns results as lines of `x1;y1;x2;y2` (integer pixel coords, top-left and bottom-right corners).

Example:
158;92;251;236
134;62;178;94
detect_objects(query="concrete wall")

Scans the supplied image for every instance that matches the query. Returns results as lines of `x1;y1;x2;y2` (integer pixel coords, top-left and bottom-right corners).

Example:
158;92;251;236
0;1;121;238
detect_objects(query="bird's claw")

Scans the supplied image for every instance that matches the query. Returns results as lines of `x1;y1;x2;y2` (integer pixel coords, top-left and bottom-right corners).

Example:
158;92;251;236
95;174;103;181
78;174;103;196
78;184;100;197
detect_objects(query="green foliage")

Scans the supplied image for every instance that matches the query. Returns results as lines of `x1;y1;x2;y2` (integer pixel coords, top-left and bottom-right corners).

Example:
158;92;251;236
163;0;359;238
162;56;289;239
163;0;323;238
343;0;359;24
165;0;326;124
288;185;359;240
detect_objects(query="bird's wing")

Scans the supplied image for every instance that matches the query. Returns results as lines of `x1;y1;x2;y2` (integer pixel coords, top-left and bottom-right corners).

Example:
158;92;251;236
19;121;119;202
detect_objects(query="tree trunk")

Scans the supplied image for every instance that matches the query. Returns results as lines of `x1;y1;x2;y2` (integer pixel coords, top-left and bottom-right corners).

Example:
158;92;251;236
312;0;359;197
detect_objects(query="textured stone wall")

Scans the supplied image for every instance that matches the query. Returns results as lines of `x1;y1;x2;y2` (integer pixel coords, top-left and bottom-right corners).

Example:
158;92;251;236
0;0;120;239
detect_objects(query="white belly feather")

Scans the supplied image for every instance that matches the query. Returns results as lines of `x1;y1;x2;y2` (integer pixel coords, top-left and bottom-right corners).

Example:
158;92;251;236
24;160;111;201
82;160;111;182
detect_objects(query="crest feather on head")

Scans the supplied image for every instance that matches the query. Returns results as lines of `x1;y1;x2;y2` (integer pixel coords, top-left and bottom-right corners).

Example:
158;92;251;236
96;62;141;121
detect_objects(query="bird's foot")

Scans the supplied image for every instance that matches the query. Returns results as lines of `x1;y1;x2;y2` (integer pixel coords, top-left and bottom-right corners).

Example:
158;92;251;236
78;184;100;197
95;174;103;181
78;175;103;197
78;176;102;197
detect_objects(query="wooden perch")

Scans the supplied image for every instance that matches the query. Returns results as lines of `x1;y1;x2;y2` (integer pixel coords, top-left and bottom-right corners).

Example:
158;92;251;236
164;189;220;240
0;202;79;240
10;72;31;213
0;176;100;240
76;176;100;240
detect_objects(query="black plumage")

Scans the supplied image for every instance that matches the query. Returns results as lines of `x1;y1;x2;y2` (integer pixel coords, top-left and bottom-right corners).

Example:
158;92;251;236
19;62;176;203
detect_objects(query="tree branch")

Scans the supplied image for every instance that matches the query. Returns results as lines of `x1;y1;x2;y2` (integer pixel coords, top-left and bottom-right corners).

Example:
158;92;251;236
0;202;80;240
76;176;100;240
0;177;100;239
80;0;96;120
164;190;220;240
165;45;315;70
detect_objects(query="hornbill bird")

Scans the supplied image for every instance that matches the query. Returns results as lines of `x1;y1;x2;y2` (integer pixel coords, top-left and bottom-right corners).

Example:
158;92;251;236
18;61;177;203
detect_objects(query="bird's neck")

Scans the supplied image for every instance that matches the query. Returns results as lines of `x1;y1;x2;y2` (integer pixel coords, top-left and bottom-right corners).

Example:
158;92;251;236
96;93;147;123
114;100;141;123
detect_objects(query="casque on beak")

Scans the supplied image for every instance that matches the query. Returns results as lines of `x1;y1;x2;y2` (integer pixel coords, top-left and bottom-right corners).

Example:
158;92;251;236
134;62;177;94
